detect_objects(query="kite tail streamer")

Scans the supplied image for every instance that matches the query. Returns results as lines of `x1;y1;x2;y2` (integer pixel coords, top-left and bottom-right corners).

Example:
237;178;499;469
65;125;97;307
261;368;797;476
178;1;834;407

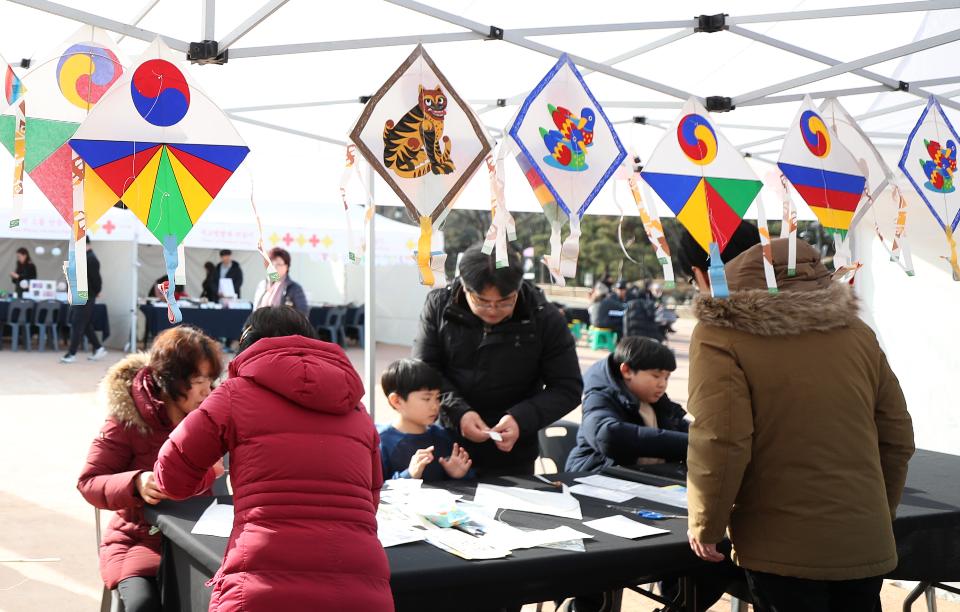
10;98;26;229
415;216;440;287
249;193;280;283
516;152;567;285
611;172;639;265
481;147;517;268
339;145;361;264
67;153;88;305
779;173;798;277
708;242;729;299
755;198;779;294
628;172;675;288
944;227;960;281
890;187;915;276
560;214;581;280
161;235;183;323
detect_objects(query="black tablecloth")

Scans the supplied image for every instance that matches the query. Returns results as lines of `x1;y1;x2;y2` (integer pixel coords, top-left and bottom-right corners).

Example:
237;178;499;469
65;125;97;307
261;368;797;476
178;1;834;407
0;300;109;341
140;304;250;342
145;450;960;611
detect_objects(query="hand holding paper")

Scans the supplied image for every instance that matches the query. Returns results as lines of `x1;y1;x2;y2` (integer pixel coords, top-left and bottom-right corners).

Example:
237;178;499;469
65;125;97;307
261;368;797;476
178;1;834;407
460;411;491;443
491;414;519;452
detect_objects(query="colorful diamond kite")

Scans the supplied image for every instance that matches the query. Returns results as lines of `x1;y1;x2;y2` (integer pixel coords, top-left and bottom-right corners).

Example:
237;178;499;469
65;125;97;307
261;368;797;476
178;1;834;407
0;27;124;229
641;97;762;256
509;54;626;220
778;95;867;240
349;45;491;286
70;38;250;319
898;96;960;280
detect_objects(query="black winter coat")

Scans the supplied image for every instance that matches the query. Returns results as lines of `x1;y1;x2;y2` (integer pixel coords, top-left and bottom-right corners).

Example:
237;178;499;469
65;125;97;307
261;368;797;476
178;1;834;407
566;354;688;472
215;262;244;298
413;279;583;476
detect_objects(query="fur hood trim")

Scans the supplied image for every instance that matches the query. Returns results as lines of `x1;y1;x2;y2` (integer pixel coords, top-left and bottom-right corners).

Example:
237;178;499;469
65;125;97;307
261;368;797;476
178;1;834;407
694;282;859;336
99;353;150;433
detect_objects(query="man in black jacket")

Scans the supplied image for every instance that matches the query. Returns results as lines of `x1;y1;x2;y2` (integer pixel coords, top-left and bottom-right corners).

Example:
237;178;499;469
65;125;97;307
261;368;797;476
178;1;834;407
413;246;583;477
61;240;106;363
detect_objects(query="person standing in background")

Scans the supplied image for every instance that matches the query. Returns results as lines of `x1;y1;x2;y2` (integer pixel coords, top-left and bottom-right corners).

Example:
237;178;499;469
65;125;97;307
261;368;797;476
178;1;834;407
252;247;308;315
200;262;219;301
10;247;37;297
61;240;106;363
215;249;243;298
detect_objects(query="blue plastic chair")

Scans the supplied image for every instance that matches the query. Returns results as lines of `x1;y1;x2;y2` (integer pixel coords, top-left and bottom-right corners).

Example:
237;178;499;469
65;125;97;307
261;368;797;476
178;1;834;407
3;299;34;351
32;300;61;351
343;305;364;346
316;306;347;346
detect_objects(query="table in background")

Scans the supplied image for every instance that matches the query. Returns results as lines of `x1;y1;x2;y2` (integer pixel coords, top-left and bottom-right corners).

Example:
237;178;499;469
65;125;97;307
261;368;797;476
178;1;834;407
140;304;250;345
0;300;110;343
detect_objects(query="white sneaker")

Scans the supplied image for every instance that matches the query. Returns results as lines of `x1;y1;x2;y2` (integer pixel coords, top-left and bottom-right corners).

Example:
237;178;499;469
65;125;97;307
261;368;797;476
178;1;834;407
60;354;77;364
89;347;108;361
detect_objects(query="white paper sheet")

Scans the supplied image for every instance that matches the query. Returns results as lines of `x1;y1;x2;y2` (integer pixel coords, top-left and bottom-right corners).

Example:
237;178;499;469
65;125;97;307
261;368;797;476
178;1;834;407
582;515;670;540
378;521;428;548
191;500;234;537
569;483;634;503
473;483;583;520
574;474;688;509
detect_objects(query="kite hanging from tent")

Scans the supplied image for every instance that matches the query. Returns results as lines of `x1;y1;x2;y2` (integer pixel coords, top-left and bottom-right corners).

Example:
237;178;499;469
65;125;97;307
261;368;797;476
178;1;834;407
898;95;960;280
641;97;763;296
820;97;914;276
778;95;867;273
2;54;27;231
0;27;125;303
509;53;626;285
349;44;491;286
70;38;250;321
338;143;375;264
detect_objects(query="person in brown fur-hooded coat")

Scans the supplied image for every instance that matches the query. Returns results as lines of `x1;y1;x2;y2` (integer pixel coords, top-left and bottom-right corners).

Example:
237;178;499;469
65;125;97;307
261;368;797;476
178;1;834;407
77;326;223;612
679;229;914;612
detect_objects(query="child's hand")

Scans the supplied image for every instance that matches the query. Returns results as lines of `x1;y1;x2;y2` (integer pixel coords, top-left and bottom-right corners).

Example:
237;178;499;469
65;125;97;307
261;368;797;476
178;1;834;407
407;446;435;479
439;443;473;479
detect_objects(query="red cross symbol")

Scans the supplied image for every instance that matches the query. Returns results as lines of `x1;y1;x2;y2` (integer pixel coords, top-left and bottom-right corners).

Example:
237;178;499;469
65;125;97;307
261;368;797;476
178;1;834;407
103;220;116;234
282;232;294;246
309;234;319;248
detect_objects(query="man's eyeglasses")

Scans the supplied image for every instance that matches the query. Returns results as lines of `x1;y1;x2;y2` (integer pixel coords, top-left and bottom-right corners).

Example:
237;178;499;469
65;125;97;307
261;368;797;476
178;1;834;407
466;291;518;311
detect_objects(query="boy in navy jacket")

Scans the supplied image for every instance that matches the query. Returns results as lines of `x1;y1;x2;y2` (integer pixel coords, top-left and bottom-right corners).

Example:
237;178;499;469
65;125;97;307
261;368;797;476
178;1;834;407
566;337;688;472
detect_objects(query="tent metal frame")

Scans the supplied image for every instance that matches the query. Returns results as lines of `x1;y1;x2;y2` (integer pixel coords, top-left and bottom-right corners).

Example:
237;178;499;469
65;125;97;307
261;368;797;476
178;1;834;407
8;0;960;412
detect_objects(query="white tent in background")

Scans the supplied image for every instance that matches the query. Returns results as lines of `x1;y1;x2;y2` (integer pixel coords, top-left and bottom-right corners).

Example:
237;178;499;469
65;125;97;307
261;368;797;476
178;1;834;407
0;0;958;432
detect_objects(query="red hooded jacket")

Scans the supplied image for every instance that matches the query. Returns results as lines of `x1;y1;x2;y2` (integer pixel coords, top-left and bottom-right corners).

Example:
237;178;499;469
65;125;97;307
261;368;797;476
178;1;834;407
154;335;392;611
77;355;215;588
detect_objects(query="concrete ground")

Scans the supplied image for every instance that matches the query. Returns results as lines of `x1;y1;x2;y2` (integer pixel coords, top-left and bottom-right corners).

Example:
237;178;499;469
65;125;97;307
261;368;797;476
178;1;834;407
0;319;954;611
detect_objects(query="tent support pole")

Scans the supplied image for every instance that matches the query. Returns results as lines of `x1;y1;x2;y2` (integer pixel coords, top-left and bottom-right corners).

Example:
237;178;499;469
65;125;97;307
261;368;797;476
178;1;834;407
5;0;190;51
217;0;292;52
129;228;139;353
363;166;376;420
732;28;960;107
202;0;215;40
729;25;960;112
225;113;348;146
227;32;482;59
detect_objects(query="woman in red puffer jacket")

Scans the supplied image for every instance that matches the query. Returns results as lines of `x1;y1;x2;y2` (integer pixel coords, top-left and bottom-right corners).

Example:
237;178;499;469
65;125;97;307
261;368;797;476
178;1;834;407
154;306;392;611
78;326;223;612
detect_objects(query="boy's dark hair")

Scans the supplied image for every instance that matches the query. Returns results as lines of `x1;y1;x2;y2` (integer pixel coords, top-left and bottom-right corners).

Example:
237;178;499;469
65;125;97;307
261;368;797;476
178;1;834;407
239;305;318;353
458;245;523;297
219;249;232;257
675;224;761;280
612;336;676;375
381;358;442;400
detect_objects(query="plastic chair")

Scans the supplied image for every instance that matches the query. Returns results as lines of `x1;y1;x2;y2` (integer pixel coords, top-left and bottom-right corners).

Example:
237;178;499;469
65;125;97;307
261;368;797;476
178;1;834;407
588;326;617;351
537;420;580;474
343;305;365;346
95;508;125;612
2;299;34;351
568;319;585;343
32;300;61;351
316;306;347;346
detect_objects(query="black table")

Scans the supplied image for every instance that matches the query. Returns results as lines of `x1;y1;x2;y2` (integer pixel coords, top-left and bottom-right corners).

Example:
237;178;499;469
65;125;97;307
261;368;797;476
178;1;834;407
0;300;109;343
145;450;960;611
140;304;250;344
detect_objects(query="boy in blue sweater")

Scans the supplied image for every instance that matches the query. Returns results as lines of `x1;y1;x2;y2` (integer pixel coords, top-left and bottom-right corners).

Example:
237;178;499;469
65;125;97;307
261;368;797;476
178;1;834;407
378;359;474;480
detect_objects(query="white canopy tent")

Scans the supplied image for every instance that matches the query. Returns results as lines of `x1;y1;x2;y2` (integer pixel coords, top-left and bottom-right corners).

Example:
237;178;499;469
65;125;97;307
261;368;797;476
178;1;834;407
0;0;958;441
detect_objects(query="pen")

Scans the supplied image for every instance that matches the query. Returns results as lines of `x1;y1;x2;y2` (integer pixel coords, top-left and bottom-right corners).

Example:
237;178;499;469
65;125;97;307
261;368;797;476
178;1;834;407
604;504;686;520
534;474;563;488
